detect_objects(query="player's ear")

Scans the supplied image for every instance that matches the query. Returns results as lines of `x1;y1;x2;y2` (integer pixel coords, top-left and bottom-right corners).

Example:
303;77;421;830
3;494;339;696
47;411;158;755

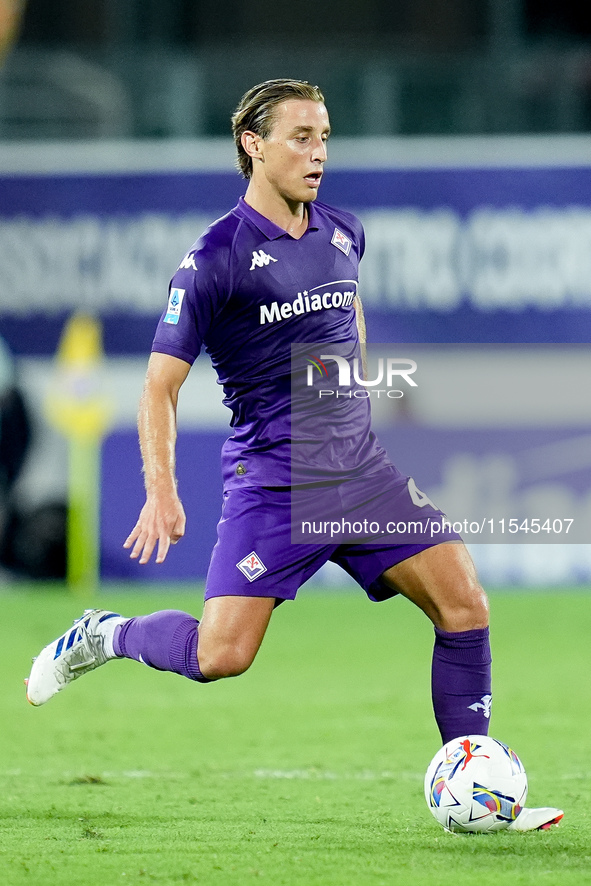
241;130;264;163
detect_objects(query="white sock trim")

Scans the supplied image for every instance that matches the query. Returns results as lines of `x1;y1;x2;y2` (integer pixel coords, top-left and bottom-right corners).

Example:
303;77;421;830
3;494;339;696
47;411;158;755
100;616;127;659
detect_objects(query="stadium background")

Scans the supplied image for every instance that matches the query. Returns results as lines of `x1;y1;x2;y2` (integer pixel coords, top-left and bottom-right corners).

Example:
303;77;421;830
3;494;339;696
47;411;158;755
0;0;590;586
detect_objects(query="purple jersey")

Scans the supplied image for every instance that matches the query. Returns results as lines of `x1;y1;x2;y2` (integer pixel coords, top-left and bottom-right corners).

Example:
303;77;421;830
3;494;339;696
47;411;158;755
152;197;391;489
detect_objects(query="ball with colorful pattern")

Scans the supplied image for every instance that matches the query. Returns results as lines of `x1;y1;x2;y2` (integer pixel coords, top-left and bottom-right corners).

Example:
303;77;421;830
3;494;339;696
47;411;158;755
425;735;528;833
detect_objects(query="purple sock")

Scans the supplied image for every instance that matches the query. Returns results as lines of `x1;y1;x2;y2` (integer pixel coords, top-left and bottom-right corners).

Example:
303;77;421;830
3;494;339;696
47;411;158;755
113;610;211;683
432;626;492;744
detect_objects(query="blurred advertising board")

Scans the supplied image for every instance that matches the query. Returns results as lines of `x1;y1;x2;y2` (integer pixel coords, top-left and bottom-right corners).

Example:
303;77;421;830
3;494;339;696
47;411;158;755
1;136;591;353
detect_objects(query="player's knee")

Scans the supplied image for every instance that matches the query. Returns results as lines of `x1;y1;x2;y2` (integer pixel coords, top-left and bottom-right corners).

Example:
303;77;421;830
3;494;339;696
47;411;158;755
198;645;255;680
440;582;489;632
463;583;489;628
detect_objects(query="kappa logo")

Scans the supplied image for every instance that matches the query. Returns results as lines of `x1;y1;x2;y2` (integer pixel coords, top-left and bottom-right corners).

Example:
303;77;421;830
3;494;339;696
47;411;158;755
236;551;267;582
331;228;352;256
467;694;492;719
250;249;278;271
178;252;198;271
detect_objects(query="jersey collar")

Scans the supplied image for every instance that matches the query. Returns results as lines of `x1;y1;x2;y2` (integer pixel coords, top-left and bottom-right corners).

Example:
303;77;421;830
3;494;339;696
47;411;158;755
236;196;320;240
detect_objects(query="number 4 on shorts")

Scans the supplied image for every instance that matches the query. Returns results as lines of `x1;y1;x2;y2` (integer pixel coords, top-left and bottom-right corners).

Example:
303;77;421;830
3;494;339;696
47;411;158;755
408;477;436;509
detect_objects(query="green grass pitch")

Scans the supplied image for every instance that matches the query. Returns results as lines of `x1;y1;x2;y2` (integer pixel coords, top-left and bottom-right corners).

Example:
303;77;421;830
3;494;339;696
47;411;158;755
1;586;590;886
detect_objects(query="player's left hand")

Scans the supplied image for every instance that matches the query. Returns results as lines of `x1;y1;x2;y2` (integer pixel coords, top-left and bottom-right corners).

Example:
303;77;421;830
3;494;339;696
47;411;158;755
123;492;186;565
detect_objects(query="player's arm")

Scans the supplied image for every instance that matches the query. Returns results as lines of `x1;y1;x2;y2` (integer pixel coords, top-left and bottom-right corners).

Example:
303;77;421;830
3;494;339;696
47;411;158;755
354;294;368;379
124;351;191;565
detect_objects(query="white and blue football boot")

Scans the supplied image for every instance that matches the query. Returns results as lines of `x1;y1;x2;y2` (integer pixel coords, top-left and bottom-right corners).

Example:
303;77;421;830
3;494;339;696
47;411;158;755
25;609;126;706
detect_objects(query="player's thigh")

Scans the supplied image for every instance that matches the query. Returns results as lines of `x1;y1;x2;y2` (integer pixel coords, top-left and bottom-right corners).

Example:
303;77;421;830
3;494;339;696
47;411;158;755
380;542;489;632
206;486;334;602
198;595;275;677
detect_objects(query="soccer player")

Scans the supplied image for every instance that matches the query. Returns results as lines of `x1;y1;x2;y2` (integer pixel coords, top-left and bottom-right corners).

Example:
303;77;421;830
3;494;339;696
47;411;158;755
27;80;561;831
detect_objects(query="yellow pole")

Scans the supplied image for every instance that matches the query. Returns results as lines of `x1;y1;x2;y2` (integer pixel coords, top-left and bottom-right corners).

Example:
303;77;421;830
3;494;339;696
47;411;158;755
67;434;101;590
45;314;113;596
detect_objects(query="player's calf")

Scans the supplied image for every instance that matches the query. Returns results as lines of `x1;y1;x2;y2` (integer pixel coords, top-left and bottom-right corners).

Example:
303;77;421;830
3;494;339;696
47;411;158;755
381;545;493;744
196;594;276;679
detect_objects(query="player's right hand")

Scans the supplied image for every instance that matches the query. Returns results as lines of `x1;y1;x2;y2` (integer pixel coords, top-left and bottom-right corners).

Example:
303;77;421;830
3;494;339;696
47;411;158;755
123;493;186;565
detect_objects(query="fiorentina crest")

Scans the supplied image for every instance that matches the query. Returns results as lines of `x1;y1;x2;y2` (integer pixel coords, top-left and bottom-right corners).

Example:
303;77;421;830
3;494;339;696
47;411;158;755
331;227;352;256
236;551;267;582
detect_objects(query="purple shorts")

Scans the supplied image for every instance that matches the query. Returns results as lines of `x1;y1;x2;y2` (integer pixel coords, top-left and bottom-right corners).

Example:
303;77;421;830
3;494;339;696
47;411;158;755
205;468;461;603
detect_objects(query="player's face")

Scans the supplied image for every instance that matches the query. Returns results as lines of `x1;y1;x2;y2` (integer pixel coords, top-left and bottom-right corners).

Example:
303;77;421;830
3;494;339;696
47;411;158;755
258;99;330;204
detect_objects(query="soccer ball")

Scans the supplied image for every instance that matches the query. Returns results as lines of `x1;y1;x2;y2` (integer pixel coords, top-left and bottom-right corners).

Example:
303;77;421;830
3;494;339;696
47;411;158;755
424;735;528;833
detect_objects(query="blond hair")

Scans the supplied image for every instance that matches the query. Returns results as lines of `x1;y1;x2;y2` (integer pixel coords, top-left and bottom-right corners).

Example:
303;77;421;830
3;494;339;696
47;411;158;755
231;78;325;179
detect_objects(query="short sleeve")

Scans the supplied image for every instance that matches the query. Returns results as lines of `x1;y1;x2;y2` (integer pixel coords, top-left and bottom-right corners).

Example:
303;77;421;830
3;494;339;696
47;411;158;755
151;244;227;366
357;218;366;261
